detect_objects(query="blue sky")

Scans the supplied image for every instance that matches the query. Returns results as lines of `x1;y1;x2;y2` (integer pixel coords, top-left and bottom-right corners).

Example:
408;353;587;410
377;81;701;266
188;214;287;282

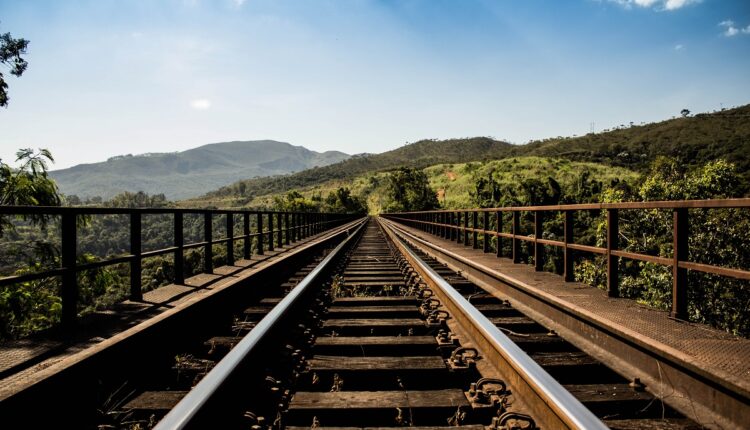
1;0;749;170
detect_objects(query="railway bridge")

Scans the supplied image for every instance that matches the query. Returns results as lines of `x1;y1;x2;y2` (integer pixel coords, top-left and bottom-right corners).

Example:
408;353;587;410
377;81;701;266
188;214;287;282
0;200;748;429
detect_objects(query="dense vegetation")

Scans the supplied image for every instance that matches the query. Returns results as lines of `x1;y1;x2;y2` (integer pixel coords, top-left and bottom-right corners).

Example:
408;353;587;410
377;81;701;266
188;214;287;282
516;105;750;189
572;159;750;336
51;140;349;200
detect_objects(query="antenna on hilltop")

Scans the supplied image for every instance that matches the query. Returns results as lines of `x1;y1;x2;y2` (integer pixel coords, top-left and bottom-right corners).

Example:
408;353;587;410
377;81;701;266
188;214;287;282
590;122;595;133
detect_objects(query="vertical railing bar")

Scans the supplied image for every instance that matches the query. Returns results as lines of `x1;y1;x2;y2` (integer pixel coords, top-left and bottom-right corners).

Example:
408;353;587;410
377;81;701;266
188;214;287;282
226;212;234;266
496;211;502;258
483;211;490;253
672;208;689;320
534;210;544;272
174;212;184;285
277;213;283;247
130;212;142;301
512;210;521;264
60;212;78;333
204;212;213;273
607;208;619;297
256;212;264;255
243;212;251;259
268;212;274;252
472;211;479;249
564;210;574;282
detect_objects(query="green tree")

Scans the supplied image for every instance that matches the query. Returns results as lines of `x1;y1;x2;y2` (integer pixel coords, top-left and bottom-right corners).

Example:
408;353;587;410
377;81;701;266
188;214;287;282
575;158;750;336
0;149;61;235
383;167;439;212
0;28;29;107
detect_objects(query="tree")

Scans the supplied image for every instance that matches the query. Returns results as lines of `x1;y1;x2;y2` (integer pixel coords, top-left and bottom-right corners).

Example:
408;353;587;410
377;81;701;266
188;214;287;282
680;108;691;118
0;149;61;235
0;28;29;107
383;167;439;212
0;149;61;206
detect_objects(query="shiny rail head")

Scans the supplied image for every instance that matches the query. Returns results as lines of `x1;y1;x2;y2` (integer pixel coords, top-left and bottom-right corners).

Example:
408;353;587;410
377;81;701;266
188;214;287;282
153;218;368;430
380;218;608;430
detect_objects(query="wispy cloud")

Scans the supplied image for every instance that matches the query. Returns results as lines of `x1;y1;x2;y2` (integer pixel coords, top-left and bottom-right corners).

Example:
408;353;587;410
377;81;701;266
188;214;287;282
231;0;246;8
674;44;684;51
718;20;750;37
607;0;700;11
190;99;212;110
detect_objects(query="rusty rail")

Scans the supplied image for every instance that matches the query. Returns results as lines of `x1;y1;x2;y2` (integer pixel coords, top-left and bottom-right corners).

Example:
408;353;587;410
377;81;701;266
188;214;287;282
382;198;750;321
0;205;357;331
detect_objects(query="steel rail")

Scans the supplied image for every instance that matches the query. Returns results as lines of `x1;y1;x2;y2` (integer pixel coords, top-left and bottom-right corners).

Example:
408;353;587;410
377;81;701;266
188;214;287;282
153;217;367;430
380;218;608;430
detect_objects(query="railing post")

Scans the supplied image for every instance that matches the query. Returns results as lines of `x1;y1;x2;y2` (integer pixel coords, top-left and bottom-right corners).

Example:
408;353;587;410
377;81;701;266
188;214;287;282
672;208;689;320
463;211;470;245
496;211;503;257
277;213;283;247
472;211;479;249
564;210;574;282
243;212;251;260
226;213;234;266
450;212;456;241
174;212;184;285
285;213;290;245
441;213;446;238
256;212;264;255
534;211;544;272
268;212;274;251
60;212;78;332
204;212;213;273
483;211;490;253
296;213;301;240
512;211;521;263
607;208;619;297
456;212;462;243
130;212;142;301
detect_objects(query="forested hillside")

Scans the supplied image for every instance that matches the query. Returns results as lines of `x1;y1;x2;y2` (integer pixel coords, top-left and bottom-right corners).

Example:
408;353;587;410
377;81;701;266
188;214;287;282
193;105;750;208
194;137;514;206
516;105;750;183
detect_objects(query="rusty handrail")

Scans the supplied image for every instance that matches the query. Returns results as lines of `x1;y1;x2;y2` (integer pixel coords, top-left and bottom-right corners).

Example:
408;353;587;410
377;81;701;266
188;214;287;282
0;205;357;331
382;198;750;320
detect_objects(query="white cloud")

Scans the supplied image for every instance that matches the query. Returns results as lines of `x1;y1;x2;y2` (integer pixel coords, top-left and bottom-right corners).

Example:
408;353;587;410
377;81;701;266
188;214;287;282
607;0;700;10
231;0;246;8
718;20;747;37
190;99;212;110
674;44;684;51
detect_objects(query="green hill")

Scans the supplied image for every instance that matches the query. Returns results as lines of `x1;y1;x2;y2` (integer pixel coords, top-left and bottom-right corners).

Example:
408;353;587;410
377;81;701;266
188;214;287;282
187;105;750;209
50;140;349;200
516;105;750;181
190;137;515;206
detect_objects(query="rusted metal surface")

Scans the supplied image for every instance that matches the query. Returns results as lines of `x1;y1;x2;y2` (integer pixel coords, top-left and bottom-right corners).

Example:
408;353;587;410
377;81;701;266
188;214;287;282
0;205;356;330
383;218;750;429
383;198;750;323
0;218;364;428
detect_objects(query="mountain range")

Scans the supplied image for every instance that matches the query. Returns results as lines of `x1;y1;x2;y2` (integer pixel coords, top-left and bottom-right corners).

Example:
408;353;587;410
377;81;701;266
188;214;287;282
50;140;349;200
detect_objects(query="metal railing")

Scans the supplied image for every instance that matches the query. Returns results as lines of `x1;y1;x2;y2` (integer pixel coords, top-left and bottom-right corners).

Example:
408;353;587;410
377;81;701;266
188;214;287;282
0;205;356;330
382;198;750;321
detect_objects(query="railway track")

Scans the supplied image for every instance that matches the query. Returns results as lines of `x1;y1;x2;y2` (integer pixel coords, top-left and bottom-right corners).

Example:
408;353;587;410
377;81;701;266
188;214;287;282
1;218;708;428
147;218;705;429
